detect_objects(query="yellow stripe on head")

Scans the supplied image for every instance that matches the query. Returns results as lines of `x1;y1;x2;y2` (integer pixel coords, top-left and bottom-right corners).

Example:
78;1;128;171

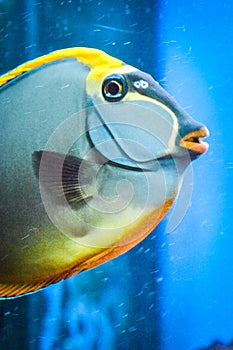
0;47;124;87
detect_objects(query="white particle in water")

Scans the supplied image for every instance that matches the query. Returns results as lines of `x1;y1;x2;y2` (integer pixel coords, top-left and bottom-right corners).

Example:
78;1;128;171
128;326;137;332
156;276;164;283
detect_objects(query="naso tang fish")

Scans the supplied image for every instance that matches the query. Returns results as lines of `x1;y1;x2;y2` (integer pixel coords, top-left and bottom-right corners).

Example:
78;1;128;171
0;47;209;298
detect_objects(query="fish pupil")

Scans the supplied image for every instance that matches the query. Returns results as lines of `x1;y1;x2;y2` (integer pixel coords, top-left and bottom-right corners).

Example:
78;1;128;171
107;81;120;96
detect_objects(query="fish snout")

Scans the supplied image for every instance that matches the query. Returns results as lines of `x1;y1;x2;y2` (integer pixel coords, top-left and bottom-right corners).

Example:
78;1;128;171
180;127;209;156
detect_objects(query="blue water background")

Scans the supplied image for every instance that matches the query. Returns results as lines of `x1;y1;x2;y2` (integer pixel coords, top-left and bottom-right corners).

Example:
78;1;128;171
158;1;233;349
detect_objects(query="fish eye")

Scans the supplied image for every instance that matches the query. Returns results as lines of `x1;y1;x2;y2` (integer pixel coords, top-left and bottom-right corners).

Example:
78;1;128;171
102;74;127;102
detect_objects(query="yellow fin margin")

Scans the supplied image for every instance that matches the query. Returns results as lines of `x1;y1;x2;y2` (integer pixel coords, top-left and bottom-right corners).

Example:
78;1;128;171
0;47;123;87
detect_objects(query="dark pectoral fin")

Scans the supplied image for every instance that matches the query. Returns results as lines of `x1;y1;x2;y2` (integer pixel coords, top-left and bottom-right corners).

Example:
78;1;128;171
32;151;95;204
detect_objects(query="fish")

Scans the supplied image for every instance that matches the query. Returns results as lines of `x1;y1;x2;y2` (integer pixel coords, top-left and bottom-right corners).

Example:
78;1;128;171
0;47;209;298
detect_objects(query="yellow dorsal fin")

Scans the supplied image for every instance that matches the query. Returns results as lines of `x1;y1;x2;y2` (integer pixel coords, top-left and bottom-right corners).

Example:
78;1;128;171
0;47;123;87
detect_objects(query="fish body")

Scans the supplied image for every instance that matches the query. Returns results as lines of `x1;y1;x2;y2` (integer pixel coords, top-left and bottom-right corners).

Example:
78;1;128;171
0;48;209;298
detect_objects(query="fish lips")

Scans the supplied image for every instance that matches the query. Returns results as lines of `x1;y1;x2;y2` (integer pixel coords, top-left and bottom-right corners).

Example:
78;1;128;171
180;127;209;159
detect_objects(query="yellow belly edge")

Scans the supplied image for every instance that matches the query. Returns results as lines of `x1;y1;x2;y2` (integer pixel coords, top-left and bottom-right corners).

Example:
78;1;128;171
0;196;174;298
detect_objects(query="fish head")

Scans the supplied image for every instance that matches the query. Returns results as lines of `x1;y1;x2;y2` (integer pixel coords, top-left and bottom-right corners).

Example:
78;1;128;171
85;63;209;170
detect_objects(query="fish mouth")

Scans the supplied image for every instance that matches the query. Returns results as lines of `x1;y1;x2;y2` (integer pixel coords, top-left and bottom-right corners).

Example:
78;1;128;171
180;127;209;155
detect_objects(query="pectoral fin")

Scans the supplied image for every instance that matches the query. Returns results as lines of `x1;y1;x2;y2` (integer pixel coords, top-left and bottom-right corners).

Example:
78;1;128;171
32;151;96;204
